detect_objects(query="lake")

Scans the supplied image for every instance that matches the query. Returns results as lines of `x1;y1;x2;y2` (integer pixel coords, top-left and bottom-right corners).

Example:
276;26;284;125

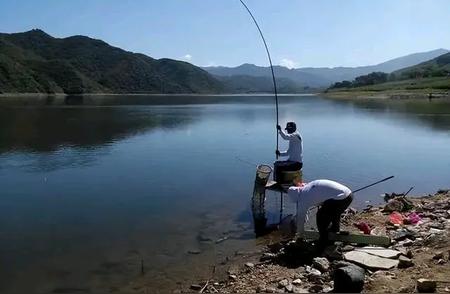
0;94;449;293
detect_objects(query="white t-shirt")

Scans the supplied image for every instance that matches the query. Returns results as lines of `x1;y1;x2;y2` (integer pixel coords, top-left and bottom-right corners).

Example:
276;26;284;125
288;179;352;236
278;130;303;163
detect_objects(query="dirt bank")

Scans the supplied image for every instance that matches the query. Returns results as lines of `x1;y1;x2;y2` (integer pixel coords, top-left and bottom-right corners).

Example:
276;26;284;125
186;189;450;293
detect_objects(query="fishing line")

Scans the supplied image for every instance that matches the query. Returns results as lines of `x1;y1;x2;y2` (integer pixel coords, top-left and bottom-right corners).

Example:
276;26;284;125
238;0;280;159
235;156;258;167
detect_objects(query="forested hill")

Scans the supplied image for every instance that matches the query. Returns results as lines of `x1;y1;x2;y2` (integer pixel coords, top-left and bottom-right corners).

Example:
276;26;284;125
0;29;223;94
391;52;450;80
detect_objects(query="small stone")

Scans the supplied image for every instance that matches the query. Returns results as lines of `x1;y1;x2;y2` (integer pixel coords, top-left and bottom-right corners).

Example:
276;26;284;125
334;265;365;293
342;245;355;252
309;285;323;293
285;284;294;292
293;273;304;280
261;253;276;261
266;286;277;293
227;267;238;275
398;256;414;268
399;286;412;293
306;266;321;277
429;228;443;234
400;239;414;247
324;244;343;260
417;278;437;293
229;274;237;280
256;285;266;293
190;284;202;291
406;250;414;258
433;251;444;260
278;279;289;288
187;249;201;255
392;230;416;241
437;259;447;265
384;199;404;212
292;279;302;285
292;286;309;293
397;247;408;255
312;257;330;272
245;262;255;268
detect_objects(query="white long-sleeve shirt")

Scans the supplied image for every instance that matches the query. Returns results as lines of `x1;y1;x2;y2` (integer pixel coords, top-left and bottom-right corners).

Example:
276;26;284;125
278;130;303;163
287;179;352;236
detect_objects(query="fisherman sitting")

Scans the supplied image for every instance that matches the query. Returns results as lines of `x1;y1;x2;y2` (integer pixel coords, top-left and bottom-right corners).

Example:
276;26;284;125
288;179;353;250
274;122;303;182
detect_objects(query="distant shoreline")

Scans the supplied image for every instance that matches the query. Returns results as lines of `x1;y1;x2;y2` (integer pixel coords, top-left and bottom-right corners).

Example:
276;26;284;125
323;89;450;100
0;92;318;98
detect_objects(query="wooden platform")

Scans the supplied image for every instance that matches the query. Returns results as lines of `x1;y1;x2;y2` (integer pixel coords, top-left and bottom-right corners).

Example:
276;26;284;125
303;230;391;246
265;180;289;193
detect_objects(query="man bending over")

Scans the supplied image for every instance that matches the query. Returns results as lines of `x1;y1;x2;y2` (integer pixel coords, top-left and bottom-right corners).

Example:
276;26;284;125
288;179;353;250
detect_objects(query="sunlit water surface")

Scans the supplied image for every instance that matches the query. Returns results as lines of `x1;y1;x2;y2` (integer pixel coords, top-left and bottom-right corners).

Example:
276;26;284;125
0;95;449;293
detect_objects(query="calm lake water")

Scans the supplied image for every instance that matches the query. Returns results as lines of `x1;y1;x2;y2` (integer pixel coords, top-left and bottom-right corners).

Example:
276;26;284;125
0;94;449;293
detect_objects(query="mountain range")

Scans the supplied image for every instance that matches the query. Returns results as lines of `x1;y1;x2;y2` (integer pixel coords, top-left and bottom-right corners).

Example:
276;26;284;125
203;48;449;89
0;29;222;94
392;52;450;80
0;29;448;94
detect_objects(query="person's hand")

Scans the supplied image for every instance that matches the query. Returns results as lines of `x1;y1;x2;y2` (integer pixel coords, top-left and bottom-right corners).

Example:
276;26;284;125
276;125;281;131
275;150;281;156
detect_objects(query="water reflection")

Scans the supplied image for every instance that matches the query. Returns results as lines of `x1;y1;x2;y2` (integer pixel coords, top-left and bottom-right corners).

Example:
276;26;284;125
334;98;450;132
0;107;194;153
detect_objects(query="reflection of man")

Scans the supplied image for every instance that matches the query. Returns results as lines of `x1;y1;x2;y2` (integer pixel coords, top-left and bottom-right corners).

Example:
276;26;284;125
288;179;353;249
274;122;303;181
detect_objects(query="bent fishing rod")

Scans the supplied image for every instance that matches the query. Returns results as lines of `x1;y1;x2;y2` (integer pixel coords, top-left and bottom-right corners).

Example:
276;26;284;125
352;175;394;194
239;0;280;159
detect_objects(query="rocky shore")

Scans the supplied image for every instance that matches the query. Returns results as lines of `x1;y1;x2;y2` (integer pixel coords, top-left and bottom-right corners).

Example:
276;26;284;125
186;189;450;293
323;90;450;100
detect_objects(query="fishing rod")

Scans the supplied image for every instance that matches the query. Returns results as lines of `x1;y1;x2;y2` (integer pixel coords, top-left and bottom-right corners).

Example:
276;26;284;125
238;0;280;159
352;175;394;194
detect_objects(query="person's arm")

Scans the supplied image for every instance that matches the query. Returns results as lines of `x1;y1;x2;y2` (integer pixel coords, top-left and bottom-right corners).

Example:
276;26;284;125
278;129;296;140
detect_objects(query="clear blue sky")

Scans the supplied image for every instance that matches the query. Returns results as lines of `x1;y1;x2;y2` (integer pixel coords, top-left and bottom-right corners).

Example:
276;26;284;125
1;0;449;68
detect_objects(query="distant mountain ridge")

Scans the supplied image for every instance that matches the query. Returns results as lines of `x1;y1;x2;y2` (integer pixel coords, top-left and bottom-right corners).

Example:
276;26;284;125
392;52;450;79
1;29;448;94
203;48;449;88
0;29;223;94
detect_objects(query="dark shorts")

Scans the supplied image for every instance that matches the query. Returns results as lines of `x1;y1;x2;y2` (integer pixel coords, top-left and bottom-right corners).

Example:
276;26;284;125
316;194;354;246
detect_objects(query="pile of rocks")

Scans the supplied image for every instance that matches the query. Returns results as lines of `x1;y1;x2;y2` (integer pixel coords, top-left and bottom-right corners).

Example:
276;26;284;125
187;190;450;293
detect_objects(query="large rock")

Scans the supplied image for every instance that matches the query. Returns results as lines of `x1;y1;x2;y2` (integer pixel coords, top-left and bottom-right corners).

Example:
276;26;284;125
355;247;402;259
417;278;437;293
344;250;399;270
334;265;365;293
